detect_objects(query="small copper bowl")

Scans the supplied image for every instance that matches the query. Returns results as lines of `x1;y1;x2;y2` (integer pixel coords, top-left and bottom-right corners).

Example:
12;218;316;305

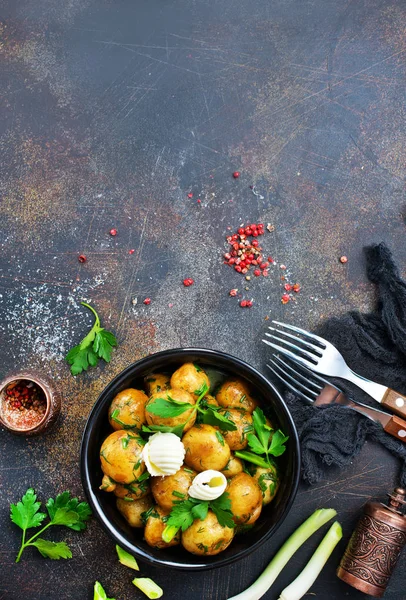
0;372;61;436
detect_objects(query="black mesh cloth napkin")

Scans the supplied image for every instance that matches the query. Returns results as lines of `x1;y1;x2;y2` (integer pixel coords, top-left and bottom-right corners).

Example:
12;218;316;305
283;243;406;486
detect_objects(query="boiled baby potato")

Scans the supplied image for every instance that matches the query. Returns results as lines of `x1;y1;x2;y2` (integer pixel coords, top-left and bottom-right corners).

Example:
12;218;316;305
227;472;262;525
108;388;148;431
144;373;170;396
100;430;145;484
113;480;150;501
204;394;219;407
151;466;196;511
144;506;180;549
181;510;234;555
145;388;196;432
182;424;231;472
117;495;153;528
170;362;210;399
250;464;280;505
216;379;257;413
100;474;116;492
221;409;253;450
221;455;244;478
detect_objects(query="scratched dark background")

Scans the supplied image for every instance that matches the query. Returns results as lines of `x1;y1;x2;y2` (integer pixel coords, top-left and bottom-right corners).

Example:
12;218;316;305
1;0;406;598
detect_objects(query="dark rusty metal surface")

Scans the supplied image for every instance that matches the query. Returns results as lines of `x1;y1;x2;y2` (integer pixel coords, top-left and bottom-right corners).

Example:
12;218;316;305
1;0;405;598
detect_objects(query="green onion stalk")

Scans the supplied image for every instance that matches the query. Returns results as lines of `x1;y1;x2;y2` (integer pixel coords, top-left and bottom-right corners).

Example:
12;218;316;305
227;508;337;600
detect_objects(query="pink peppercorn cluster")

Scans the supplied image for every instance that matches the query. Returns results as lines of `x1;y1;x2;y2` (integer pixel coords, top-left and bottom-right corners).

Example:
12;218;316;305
224;223;270;276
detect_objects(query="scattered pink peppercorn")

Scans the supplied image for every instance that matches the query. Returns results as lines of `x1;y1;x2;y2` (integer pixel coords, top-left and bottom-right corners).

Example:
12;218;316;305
233;171;240;178
78;254;87;263
110;228;117;236
340;255;348;263
143;298;151;305
197;199;201;204
246;300;253;308
229;289;238;297
293;283;301;292
183;278;194;287
129;249;135;255
187;192;193;198
281;294;290;304
240;300;248;307
280;264;287;270
254;269;261;277
284;283;292;291
262;270;269;277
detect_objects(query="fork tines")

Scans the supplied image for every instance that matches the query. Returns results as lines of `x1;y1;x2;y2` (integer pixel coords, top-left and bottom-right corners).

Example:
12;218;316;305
267;356;335;404
262;321;325;368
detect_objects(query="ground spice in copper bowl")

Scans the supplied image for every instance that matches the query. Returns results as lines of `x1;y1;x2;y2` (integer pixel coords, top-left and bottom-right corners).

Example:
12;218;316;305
0;373;61;436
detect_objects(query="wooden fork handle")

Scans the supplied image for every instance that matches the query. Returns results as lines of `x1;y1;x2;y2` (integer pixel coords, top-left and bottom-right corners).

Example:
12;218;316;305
381;389;406;419
383;415;406;442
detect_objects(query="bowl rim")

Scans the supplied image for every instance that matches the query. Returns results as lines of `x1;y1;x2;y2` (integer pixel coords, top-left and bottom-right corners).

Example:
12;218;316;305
80;347;301;570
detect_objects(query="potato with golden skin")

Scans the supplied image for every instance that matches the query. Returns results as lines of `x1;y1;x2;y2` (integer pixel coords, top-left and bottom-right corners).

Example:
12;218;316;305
170;362;210;399
250;464;280;505
221;455;244;478
145;388;196;432
113;480;150;501
183;424;231;472
181;510;234;555
108;388;148;431
100;430;145;484
144;506;180;549
151;466;196;511
117;495;153;528
144;373;170;396
227;472;262;525
216;379;257;413
221;409;253;450
100;474;116;492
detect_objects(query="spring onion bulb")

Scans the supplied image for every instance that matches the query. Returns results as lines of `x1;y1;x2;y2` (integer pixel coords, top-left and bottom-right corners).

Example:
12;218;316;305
279;521;342;600
132;577;163;599
227;508;337;600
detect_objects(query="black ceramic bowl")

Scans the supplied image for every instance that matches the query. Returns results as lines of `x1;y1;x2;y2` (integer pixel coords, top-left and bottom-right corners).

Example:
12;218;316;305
81;348;300;570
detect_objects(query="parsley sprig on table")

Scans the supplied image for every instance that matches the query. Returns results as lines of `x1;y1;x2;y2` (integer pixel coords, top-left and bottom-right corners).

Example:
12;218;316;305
11;488;92;562
235;407;289;468
143;383;237;437
66;302;117;375
162;492;235;543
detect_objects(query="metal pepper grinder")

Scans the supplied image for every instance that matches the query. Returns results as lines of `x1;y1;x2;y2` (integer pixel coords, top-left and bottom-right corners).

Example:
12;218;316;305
337;487;406;597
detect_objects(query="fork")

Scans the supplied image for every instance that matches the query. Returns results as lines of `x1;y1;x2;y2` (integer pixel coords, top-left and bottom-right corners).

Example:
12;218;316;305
267;355;406;442
262;320;406;420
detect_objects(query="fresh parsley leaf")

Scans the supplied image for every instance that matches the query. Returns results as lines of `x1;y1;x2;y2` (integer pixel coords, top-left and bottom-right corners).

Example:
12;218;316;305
247;433;266;455
165;500;195;533
32;539;72;560
199;407;238;431
252;408;271;449
66;302;117;376
209;493;234;529
93;330;117;363
146;398;194;418
269;430;289;456
162;492;235;543
10;488;46;531
191;502;209;521
11;488;91;563
142;424;186;438
236;408;288;467
193;363;202;372
46;491;92;531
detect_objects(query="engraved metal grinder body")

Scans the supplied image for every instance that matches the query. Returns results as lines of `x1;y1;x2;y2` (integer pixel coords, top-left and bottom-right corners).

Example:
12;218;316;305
337;488;406;597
